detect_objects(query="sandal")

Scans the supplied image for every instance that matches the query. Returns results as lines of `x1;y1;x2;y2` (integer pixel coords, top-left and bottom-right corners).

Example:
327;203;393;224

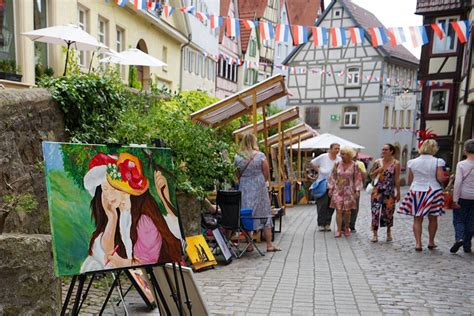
415;247;422;252
371;234;378;243
387;231;393;242
428;244;437;250
267;246;282;252
344;227;351;237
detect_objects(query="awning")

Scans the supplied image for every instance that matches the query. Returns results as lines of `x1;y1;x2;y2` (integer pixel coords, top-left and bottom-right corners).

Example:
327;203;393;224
262;123;318;147
190;74;287;128
233;106;299;139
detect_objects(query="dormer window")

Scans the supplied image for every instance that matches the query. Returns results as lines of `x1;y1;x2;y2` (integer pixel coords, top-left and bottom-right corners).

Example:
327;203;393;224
334;9;342;17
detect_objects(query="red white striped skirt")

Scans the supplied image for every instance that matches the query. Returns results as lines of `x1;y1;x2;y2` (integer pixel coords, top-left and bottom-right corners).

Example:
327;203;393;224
398;187;445;217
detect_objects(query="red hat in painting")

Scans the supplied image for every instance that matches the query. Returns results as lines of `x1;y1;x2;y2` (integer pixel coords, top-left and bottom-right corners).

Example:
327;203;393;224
84;152;149;196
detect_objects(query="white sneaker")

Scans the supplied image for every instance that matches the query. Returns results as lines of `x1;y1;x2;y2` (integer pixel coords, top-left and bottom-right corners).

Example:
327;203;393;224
318;226;325;231
324;225;331;232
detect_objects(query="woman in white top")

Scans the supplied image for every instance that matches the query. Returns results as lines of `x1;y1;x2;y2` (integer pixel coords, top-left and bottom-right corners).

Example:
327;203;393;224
399;139;448;251
450;139;474;253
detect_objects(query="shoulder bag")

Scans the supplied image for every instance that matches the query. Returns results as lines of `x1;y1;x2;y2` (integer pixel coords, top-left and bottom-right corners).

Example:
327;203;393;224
365;160;380;195
236;153;256;181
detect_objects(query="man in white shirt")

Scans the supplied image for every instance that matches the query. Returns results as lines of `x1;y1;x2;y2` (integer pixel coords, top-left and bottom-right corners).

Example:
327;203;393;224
311;143;341;231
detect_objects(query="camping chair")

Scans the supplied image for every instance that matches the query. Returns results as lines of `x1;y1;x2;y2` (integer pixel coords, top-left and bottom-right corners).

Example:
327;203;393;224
216;190;264;258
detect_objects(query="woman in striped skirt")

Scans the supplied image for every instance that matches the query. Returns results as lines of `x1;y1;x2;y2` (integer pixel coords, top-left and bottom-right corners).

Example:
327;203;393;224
399;139;448;251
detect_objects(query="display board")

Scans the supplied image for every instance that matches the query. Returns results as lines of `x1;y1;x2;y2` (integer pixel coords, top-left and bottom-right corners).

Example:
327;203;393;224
43;142;184;276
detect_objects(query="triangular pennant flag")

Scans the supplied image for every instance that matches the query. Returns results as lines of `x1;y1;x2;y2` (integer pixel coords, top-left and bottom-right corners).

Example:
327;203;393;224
431;23;445;40
116;0;127;7
162;5;174;17
242;20;257;30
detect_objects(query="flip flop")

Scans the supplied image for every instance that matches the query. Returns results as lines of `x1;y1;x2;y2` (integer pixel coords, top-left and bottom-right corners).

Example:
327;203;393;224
267;247;282;252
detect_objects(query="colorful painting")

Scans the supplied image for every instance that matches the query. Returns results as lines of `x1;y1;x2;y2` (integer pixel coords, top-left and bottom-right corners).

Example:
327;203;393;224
43;142;184;276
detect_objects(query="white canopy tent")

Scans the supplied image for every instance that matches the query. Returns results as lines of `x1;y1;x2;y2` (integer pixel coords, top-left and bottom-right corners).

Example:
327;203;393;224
299;133;365;150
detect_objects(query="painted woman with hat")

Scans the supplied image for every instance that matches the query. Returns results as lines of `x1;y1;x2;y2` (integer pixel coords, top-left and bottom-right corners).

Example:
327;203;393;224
80;152;182;273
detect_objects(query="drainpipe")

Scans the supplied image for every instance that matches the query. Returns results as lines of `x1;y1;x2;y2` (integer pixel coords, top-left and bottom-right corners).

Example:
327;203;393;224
180;34;192;92
179;1;192;92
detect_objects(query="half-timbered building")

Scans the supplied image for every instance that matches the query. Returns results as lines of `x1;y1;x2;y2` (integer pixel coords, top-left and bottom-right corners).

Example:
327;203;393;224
416;0;471;166
284;0;419;170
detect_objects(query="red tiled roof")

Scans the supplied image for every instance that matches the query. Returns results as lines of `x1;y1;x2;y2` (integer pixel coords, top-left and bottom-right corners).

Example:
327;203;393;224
287;0;322;27
238;0;267;54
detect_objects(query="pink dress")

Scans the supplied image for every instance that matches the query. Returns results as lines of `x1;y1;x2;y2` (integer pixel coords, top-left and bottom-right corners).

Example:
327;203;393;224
133;215;162;264
328;161;363;211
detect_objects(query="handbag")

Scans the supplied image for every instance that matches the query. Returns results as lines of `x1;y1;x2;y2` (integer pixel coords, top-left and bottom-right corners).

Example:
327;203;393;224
365;175;379;195
309;177;327;199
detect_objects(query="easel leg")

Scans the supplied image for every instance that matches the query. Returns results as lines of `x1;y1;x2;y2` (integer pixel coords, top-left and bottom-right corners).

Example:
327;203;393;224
172;263;184;316
71;274;87;315
99;272;120;315
178;264;193;316
146;266;172;316
61;274;77;316
113;271;129;316
78;273;95;312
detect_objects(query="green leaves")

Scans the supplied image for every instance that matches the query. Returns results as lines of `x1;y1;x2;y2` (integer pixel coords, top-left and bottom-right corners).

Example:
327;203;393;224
41;73;237;198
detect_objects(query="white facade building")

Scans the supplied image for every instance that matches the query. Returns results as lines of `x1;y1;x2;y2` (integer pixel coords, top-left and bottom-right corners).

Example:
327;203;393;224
284;0;419;178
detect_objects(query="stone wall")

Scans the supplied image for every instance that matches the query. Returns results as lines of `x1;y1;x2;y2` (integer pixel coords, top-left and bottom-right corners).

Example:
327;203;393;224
0;234;61;315
0;88;66;234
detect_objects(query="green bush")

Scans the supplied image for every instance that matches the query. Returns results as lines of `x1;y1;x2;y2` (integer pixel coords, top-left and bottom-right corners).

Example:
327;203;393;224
40;70;236;198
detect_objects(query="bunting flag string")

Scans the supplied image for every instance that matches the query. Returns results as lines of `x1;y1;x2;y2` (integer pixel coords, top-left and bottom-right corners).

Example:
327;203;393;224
117;0;473;70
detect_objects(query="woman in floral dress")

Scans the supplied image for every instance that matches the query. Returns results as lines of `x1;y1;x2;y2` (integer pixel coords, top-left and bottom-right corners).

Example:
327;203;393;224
328;147;363;238
369;144;401;242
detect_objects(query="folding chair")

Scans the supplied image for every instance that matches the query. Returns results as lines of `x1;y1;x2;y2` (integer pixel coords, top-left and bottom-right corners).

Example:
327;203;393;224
216;190;264;258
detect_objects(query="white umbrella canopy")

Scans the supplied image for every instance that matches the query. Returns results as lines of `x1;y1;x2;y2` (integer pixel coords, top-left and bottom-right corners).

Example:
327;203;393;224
22;24;108;51
22;24;109;75
99;48;167;67
299;133;365;150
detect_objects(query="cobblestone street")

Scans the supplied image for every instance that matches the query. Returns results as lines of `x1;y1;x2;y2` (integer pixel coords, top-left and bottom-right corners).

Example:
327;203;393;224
71;188;474;315
193;188;474;315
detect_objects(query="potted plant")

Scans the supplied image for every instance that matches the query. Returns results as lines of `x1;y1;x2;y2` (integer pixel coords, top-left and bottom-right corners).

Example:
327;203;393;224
0;59;22;82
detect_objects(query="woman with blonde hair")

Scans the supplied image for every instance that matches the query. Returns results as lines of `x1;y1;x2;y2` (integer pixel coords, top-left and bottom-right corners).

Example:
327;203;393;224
399;138;448;251
234;133;281;252
328;147;363;237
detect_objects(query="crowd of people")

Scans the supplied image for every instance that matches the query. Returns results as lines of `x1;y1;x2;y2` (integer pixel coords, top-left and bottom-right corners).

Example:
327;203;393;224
307;137;474;253
232;132;473;255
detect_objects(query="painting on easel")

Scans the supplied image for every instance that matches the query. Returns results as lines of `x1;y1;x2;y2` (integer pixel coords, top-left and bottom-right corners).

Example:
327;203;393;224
43;142;184;276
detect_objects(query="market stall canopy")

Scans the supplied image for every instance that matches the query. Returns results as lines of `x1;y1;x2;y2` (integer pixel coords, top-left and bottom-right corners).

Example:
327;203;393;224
99;48;167;67
190;74;287;127
262;123;318;147
299;133;365;150
233;106;299;139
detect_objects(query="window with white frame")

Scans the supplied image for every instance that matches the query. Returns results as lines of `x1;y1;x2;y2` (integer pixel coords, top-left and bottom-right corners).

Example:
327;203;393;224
428;89;449;114
346;67;360;86
244;68;258;85
406;110;412;128
98;16;108;45
116;27;125;78
391;108;397;128
433;16;458;54
249;39;257;57
343;106;358;127
77;7;88;66
399;110;405;128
